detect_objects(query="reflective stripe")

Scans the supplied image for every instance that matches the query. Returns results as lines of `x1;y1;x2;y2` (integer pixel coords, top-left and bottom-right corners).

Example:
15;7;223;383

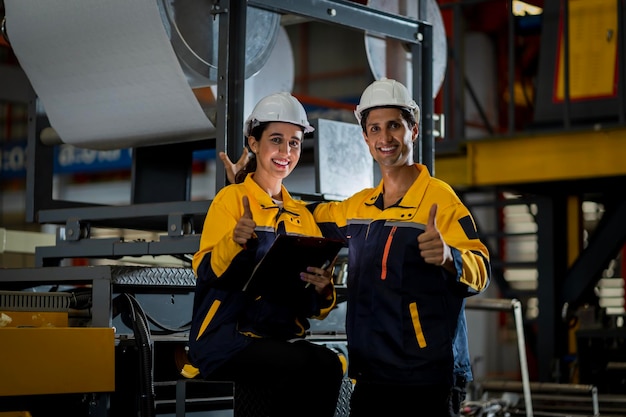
381;226;397;280
240;331;262;338
196;299;221;341
409;301;427;348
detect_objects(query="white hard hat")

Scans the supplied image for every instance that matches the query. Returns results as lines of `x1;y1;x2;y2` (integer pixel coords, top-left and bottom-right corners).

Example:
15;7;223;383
244;92;314;137
354;78;420;125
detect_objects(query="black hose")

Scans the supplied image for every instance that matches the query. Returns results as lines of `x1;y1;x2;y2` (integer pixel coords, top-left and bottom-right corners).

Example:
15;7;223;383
126;294;155;417
115;293;155;417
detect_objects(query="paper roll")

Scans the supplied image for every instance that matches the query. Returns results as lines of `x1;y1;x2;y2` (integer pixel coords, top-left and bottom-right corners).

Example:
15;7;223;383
4;0;216;150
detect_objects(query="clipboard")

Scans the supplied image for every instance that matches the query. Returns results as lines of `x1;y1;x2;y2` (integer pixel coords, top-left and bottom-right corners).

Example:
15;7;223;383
242;234;345;298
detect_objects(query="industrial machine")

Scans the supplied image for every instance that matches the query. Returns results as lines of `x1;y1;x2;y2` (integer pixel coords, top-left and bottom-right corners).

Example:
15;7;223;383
3;1;626;416
0;1;435;416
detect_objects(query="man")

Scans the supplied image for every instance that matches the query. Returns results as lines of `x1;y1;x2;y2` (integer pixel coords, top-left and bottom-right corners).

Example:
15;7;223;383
308;78;490;416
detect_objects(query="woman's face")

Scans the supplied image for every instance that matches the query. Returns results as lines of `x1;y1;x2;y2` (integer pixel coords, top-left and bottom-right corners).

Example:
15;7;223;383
248;121;303;181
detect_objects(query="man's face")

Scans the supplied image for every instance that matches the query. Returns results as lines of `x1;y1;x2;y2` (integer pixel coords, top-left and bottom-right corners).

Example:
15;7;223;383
362;107;417;168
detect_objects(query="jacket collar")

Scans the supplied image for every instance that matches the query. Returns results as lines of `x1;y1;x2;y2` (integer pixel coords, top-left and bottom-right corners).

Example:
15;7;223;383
365;164;430;210
242;173;301;215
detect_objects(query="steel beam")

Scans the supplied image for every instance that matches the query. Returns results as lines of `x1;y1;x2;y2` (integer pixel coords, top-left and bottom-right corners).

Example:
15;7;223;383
249;0;422;43
435;127;626;188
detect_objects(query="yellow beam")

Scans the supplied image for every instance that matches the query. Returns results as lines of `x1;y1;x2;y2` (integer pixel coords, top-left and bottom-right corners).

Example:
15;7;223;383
435;128;626;187
433;155;469;187
0;327;115;396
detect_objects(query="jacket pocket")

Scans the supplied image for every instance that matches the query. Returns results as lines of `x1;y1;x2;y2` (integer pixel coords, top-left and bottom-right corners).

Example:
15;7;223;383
409;301;427;348
196;299;222;341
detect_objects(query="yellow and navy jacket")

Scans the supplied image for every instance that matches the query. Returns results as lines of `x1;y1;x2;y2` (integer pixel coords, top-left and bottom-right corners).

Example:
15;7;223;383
310;164;490;386
189;174;337;377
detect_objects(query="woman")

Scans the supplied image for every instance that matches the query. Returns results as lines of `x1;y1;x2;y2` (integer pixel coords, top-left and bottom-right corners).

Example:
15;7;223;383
188;92;344;417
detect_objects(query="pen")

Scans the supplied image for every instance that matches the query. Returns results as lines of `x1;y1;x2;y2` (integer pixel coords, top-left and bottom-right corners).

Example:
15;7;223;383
305;259;331;289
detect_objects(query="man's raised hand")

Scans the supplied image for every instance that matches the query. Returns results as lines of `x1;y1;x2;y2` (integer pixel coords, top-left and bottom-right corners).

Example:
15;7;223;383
418;204;454;270
219;150;250;184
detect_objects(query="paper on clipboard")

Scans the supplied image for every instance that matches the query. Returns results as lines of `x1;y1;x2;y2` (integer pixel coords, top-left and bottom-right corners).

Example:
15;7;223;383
242;235;344;298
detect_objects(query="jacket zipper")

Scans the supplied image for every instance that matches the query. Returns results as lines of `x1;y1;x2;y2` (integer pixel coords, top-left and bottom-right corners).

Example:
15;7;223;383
381;226;397;280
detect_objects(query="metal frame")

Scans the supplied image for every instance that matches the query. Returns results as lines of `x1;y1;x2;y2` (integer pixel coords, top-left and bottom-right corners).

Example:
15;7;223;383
0;265;197;326
465;297;534;417
4;4;430;415
479;380;599;417
24;0;433;267
436;0;626;384
0;265;197;417
246;0;434;171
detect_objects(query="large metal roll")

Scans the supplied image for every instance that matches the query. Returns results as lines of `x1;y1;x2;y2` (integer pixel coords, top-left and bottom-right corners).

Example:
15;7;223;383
3;0;284;150
364;0;447;97
158;0;282;88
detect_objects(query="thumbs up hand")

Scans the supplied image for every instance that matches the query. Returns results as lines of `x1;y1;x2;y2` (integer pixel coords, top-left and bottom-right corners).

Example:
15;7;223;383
233;196;257;245
417;204;454;271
